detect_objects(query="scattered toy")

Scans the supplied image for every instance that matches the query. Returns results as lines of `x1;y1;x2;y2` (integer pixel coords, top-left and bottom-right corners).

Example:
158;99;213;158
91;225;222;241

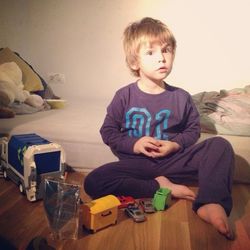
82;195;121;233
153;188;172;211
139;198;155;213
125;203;146;223
0;133;65;201
117;195;135;209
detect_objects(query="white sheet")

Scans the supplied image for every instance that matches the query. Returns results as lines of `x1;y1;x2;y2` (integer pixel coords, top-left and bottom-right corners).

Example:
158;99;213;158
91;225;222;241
0;99;117;172
1;99;249;183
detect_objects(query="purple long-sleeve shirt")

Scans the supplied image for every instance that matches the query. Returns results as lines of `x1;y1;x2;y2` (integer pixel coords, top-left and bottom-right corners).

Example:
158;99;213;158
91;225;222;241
100;82;200;159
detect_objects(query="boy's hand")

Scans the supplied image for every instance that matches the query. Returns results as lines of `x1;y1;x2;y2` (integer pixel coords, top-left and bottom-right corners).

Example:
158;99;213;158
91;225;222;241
133;136;161;157
151;140;180;158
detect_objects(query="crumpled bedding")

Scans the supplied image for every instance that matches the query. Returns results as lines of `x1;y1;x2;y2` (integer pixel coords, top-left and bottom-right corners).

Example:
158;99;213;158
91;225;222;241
0;61;50;116
10;100;50;115
192;85;250;136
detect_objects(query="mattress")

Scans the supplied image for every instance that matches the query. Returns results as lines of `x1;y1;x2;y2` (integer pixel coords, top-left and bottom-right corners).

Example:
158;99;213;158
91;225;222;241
1;99;249;184
0;99;117;172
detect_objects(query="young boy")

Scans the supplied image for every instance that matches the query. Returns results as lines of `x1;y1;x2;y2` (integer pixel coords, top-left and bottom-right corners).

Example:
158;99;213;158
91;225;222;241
84;17;235;239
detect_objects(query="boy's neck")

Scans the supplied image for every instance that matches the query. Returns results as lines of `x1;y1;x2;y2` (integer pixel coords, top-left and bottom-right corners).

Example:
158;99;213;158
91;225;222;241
137;79;166;94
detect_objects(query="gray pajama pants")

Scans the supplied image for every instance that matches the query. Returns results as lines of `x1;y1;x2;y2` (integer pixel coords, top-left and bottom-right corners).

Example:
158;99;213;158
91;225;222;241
84;137;235;215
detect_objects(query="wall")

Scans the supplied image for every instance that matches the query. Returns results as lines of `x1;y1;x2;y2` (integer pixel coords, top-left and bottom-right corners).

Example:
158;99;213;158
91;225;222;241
0;0;250;101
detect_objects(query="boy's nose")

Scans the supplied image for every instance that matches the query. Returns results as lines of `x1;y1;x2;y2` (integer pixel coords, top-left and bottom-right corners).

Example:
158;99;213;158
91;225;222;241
158;53;165;62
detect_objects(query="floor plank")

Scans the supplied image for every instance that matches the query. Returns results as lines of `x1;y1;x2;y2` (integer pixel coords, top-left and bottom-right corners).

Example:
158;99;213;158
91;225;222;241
0;172;249;250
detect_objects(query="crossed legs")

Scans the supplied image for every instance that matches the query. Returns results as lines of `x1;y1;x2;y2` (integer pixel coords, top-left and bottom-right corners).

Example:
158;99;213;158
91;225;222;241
84;137;235;240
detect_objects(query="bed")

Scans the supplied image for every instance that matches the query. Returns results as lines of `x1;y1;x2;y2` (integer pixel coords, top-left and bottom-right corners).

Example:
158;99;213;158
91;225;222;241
0;97;250;184
0;98;117;172
0;48;249;184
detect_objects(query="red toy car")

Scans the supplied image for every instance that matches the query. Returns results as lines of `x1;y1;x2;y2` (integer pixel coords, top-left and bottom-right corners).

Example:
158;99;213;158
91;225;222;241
117;196;135;209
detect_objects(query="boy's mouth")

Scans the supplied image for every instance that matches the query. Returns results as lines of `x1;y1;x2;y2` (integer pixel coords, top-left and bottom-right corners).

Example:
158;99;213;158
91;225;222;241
157;66;168;72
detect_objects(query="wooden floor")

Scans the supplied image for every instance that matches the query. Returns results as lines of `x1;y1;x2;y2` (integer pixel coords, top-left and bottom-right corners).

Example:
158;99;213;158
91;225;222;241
0;172;250;250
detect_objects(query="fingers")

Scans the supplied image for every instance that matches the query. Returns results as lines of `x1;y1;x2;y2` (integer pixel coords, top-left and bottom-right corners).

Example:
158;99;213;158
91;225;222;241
134;137;177;158
141;149;156;158
146;137;161;147
141;145;159;158
151;149;167;158
145;143;160;153
134;136;161;157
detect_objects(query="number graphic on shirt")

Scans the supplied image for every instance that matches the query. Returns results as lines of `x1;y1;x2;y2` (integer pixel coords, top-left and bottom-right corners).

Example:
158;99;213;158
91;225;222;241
155;109;171;140
126;107;171;139
125;107;151;137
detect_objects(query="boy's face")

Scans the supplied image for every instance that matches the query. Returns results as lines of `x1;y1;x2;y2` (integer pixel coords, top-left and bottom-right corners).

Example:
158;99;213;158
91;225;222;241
133;41;175;84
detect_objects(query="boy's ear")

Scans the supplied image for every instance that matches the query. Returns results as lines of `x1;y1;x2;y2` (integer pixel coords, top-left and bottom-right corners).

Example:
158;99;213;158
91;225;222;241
130;62;139;71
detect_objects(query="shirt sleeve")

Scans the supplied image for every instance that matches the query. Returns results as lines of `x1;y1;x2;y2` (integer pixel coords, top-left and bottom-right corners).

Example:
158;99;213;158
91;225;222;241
100;91;138;155
170;94;201;149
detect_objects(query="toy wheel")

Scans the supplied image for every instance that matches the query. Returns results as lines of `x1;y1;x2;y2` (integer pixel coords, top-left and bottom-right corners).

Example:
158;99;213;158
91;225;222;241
3;170;9;180
19;183;25;195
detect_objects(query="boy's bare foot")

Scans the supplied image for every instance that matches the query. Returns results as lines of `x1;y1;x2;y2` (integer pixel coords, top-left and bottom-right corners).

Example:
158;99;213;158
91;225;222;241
155;176;196;201
197;203;235;240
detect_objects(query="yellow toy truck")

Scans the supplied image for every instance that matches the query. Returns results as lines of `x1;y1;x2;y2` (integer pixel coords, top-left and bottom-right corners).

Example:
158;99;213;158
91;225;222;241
82;195;120;233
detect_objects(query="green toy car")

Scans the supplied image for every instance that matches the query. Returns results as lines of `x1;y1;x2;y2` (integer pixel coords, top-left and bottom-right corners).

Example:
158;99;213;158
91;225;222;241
153;188;172;211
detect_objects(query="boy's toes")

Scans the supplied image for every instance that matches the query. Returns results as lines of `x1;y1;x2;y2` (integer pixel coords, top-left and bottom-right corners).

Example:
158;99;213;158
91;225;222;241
224;228;235;241
197;204;235;241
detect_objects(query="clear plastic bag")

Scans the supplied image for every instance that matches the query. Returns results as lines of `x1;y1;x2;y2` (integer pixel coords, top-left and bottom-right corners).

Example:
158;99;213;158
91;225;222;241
43;178;81;240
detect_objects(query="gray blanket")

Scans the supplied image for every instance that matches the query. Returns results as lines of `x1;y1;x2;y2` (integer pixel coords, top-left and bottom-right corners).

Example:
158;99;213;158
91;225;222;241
192;85;250;136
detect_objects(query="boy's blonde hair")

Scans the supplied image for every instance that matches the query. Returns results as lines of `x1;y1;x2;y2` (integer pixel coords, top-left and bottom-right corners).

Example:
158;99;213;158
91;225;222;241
123;17;177;77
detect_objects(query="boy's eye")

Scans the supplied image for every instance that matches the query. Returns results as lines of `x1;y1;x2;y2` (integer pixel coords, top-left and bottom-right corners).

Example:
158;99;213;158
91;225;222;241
162;46;173;53
146;50;153;55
